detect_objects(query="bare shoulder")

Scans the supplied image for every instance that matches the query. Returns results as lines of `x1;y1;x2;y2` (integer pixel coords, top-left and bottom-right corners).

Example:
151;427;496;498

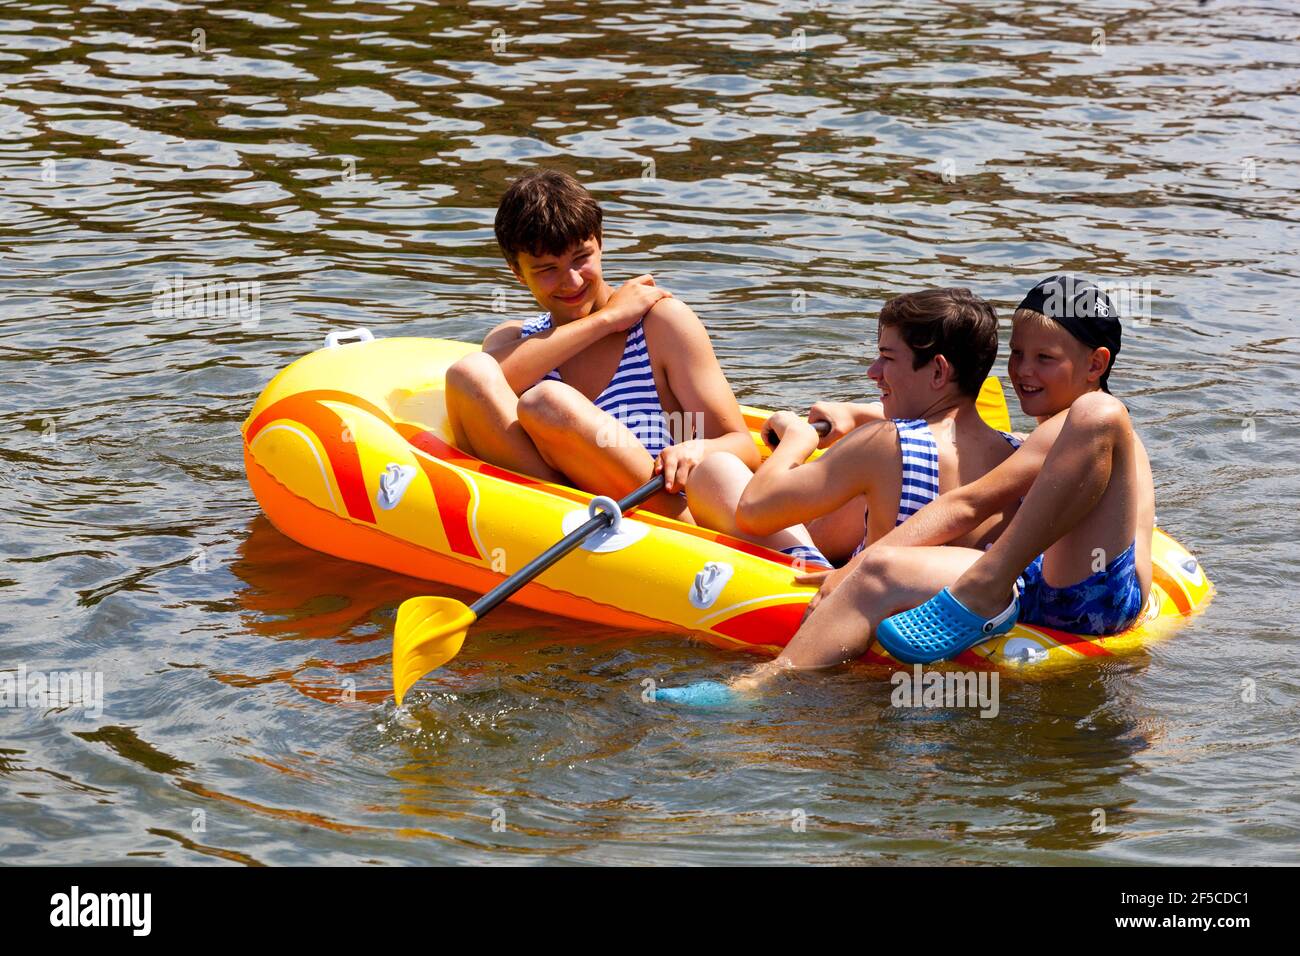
641;296;710;347
1021;408;1070;453
823;418;902;470
1072;389;1133;427
859;401;886;422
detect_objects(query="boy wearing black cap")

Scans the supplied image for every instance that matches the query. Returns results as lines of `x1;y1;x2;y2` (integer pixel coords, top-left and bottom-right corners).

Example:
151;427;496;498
731;274;1155;682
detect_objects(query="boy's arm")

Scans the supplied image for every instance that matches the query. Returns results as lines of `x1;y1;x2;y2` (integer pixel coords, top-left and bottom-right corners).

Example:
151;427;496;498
481;320;525;353
807;400;885;447
646;298;761;473
735;417;892;537
484;276;668;394
871;422;1053;549
482;311;615;394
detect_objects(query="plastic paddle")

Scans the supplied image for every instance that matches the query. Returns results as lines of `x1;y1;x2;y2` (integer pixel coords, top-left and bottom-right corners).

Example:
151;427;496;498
392;473;667;705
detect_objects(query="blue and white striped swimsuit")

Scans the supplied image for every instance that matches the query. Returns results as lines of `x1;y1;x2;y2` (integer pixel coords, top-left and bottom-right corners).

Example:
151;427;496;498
894;417;941;526
849;419;1022;557
519;312;676;457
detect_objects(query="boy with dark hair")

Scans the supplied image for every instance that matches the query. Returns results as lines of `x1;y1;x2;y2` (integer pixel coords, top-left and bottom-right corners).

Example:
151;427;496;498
710;275;1152;695
656;275;1153;704
685;287;1020;575
445;168;759;521
871;275;1149;661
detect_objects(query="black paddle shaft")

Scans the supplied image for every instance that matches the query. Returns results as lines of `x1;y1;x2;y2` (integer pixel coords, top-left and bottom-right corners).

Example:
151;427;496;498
764;418;832;448
470;474;667;619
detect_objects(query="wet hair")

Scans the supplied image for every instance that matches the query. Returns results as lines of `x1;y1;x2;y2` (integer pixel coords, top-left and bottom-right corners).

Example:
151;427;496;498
877;288;1000;397
494;168;603;271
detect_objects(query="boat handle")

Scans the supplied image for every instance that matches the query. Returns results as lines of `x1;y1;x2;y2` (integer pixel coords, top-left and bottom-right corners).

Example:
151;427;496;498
587;495;623;534
325;328;375;349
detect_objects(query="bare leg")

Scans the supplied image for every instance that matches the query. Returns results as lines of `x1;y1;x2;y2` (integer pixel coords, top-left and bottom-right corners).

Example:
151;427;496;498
950;391;1141;618
685;452;819;549
516;380;693;522
806;494;867;564
444;352;566;483
732;544;984;692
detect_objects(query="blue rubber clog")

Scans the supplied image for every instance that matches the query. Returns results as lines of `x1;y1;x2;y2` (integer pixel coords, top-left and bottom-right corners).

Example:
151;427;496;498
875;587;1020;664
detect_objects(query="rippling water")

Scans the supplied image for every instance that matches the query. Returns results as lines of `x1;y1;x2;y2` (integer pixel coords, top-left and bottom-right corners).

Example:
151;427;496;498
2;0;1297;865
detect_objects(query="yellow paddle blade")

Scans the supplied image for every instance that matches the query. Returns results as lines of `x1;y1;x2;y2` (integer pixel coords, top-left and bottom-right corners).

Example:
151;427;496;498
976;376;1012;433
392;597;477;706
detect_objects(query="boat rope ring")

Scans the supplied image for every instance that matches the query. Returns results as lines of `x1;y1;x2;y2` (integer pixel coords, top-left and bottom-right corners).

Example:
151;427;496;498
588;495;623;533
561;496;649;554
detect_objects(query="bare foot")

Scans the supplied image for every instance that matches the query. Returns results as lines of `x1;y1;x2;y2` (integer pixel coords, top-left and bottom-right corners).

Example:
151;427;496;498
728;659;793;696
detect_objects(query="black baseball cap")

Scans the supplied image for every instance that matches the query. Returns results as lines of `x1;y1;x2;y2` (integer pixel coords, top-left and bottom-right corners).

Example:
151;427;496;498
1016;275;1121;392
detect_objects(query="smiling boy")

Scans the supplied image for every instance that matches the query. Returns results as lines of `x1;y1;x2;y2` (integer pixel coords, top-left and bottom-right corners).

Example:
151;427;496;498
684;288;1021;577
444;168;759;521
734;275;1153;681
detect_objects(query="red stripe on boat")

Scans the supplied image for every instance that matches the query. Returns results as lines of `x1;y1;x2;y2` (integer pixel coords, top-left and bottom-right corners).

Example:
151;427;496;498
403;426;543;489
711;601;806;646
477;462;541;486
1150;564;1192;614
249;393;482;547
953;648;998;669
398;426;476;463
248;393;375;524
245;389;390;445
1023;625;1111;657
409;455;480;559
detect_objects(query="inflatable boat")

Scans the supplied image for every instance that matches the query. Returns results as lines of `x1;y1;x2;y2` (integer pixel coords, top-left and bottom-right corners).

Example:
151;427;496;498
242;329;1213;673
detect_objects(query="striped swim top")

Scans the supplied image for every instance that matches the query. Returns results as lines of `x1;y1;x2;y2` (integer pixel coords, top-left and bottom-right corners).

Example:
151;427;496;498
518;312;676;457
851;418;1022;557
893;417;1023;525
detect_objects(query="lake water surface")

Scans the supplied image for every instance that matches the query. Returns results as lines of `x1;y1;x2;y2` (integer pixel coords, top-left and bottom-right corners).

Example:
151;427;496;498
1;0;1297;865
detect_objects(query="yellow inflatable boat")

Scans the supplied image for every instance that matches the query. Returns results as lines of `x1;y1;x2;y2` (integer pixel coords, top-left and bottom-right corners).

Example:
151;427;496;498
242;329;1212;672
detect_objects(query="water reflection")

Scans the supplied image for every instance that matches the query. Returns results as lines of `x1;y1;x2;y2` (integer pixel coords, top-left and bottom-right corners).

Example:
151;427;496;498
1;0;1295;864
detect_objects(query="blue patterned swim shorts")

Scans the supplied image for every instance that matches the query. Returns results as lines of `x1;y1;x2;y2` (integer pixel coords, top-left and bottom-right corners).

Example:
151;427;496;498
1018;540;1144;636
